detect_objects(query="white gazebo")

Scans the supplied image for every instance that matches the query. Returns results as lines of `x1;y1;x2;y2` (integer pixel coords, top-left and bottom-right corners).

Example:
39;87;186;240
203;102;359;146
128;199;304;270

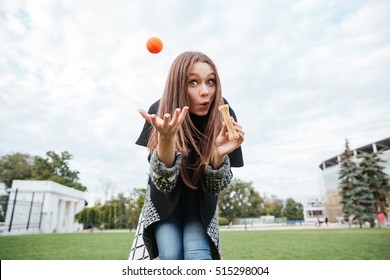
3;180;85;235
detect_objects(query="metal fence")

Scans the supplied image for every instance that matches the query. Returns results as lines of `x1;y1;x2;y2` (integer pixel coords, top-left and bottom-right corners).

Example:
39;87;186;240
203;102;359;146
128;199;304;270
1;189;44;233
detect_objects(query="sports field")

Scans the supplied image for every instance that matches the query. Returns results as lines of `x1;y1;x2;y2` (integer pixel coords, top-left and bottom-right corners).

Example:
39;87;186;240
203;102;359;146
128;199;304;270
0;228;389;260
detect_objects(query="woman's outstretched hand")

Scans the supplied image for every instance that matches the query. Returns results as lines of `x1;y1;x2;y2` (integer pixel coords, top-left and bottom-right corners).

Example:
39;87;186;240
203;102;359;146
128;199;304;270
137;106;189;167
212;119;245;169
138;107;189;140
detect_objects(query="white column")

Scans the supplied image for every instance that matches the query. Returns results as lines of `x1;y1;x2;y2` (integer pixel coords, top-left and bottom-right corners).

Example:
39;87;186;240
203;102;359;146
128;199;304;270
57;199;66;233
67;201;75;232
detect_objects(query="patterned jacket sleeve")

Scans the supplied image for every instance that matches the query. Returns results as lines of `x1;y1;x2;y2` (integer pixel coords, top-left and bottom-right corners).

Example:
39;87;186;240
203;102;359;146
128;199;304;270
149;149;182;193
204;155;233;195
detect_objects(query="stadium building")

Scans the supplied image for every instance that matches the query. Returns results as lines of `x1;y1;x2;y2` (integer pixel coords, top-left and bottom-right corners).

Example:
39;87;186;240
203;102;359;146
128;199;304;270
318;137;390;223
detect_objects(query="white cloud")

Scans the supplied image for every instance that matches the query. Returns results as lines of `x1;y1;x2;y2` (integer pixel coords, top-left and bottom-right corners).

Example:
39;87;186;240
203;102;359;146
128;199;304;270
1;0;389;203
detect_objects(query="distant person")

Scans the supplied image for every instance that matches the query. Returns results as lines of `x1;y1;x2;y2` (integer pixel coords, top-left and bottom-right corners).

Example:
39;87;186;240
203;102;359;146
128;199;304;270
377;212;385;228
325;217;328;226
316;217;322;227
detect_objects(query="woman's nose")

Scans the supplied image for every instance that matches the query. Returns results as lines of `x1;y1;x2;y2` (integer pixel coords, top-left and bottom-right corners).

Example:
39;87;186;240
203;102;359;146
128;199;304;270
200;84;209;95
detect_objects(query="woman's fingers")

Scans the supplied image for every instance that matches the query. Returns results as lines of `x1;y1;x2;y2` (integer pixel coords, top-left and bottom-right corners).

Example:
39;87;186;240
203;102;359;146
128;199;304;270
150;114;160;127
137;107;189;134
162;113;171;128
169;107;188;125
220;121;228;137
137;109;150;122
231;119;244;137
169;108;181;125
177;106;189;125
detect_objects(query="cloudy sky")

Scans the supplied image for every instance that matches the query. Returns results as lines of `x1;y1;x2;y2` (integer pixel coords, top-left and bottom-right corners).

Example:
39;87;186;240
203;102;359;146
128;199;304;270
1;0;389;203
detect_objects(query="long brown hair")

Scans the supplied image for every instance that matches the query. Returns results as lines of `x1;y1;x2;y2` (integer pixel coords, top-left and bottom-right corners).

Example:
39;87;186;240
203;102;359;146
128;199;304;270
147;51;224;188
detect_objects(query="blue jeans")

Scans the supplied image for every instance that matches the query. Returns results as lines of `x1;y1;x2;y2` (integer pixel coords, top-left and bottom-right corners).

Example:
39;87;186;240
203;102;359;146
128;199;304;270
154;188;212;260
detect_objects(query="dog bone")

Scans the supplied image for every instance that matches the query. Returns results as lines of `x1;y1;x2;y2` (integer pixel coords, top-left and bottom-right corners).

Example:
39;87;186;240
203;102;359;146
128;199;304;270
218;104;239;141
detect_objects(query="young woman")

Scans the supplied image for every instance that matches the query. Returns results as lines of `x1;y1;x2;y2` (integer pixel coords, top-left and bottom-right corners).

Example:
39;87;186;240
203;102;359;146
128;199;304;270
129;51;244;260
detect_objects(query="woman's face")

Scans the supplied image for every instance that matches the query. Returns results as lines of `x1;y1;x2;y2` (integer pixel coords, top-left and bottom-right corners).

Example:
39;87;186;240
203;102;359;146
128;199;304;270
187;62;216;116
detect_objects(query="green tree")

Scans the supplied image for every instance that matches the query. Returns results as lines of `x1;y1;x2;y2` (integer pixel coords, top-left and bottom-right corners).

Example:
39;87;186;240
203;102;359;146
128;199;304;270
359;152;390;216
0;153;33;189
127;188;146;230
100;203;116;229
0;153;34;222
79;189;146;231
263;195;284;217
338;140;376;228
218;179;264;223
100;195;123;229
31;151;87;191
75;204;102;230
282;198;304;220
118;193;130;228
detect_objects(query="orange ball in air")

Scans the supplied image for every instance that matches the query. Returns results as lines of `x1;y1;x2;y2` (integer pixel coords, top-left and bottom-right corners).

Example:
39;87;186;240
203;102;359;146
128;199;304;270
146;37;163;54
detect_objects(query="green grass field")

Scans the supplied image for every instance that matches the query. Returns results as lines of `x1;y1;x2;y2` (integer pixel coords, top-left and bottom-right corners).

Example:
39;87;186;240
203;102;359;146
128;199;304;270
0;228;389;260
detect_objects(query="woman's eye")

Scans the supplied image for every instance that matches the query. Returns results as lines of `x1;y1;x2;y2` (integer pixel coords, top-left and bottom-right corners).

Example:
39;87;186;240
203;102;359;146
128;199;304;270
189;80;198;86
207;79;215;85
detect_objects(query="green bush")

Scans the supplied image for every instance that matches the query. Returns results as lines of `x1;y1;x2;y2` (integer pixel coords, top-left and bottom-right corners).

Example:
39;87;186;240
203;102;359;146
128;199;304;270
219;217;229;226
